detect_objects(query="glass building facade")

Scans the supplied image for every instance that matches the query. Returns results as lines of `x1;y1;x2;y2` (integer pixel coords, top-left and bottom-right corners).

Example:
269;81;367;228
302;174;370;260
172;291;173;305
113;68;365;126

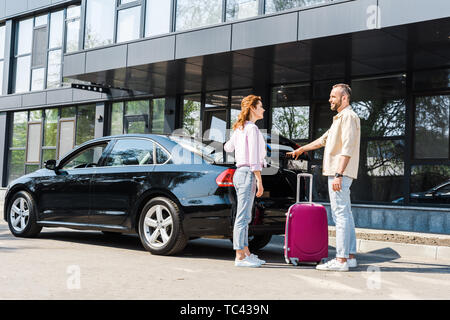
0;0;448;215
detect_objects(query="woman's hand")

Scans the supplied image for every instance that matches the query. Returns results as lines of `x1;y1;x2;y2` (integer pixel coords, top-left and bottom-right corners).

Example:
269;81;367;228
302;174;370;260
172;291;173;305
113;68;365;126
256;179;264;198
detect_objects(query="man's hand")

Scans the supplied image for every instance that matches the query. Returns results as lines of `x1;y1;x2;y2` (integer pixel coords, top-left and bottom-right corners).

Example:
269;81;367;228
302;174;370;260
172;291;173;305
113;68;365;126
286;147;304;160
332;177;342;192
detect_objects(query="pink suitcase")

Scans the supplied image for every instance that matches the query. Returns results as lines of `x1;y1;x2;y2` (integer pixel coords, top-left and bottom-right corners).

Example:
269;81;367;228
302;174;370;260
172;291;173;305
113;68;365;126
284;173;328;265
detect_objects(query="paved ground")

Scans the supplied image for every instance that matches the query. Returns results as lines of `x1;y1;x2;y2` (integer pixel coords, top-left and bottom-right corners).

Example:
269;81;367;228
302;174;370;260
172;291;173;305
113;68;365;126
1;220;449;300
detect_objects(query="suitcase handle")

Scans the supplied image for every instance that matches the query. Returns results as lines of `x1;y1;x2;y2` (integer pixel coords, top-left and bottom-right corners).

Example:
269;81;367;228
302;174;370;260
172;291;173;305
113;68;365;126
297;173;313;203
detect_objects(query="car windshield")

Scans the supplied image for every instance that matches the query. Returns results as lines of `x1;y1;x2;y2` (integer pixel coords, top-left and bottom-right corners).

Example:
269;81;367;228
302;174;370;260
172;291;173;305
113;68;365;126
168;136;216;163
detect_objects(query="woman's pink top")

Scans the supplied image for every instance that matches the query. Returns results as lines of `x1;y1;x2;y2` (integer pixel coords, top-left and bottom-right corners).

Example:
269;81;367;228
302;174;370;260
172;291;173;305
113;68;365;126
224;121;267;172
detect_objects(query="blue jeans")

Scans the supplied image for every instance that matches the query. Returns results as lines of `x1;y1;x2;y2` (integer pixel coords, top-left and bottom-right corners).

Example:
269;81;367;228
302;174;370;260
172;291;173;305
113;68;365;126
233;167;257;250
328;176;357;259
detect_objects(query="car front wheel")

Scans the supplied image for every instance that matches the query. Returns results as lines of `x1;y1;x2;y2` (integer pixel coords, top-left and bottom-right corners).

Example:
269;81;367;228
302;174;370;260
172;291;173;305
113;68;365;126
7;191;42;238
138;197;187;255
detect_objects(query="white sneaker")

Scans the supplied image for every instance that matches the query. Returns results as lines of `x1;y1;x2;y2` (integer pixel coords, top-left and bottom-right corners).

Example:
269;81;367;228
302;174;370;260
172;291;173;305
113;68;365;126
347;258;357;268
235;256;261;267
248;254;266;265
316;259;349;272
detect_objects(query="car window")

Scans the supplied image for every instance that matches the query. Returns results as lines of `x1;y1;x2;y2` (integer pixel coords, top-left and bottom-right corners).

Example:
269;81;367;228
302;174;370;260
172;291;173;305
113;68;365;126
437;183;450;193
62;143;108;170
155;144;171;164
105;139;154;167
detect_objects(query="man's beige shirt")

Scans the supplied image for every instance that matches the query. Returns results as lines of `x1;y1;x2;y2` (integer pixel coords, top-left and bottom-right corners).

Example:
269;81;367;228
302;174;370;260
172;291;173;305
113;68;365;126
318;106;361;180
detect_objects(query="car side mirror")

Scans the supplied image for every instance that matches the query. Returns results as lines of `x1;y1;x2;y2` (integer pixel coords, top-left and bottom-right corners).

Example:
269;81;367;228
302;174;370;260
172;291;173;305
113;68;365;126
45;159;57;171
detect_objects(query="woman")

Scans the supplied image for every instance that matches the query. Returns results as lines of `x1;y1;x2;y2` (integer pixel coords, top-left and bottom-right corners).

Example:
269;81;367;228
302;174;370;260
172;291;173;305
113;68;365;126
224;95;267;267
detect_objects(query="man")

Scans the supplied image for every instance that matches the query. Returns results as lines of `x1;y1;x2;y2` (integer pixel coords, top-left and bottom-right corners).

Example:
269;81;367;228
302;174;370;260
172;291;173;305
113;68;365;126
287;84;360;272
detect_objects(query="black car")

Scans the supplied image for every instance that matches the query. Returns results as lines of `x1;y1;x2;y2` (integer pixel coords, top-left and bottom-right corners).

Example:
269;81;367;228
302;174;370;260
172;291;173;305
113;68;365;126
392;180;450;204
4;134;309;255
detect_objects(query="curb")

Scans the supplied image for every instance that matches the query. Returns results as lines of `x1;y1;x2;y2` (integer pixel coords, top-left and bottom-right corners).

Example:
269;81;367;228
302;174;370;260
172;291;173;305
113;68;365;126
271;235;450;262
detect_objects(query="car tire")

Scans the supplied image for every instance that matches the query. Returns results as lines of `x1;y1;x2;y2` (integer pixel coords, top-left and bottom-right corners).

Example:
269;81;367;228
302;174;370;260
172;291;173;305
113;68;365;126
248;234;272;251
7;190;42;238
138;197;187;256
229;234;273;251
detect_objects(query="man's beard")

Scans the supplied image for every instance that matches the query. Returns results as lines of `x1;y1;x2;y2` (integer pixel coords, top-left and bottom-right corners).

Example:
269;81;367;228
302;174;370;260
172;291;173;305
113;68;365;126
330;98;342;111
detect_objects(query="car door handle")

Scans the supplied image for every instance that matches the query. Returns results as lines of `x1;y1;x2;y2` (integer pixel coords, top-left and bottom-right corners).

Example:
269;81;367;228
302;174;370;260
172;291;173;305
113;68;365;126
133;176;146;182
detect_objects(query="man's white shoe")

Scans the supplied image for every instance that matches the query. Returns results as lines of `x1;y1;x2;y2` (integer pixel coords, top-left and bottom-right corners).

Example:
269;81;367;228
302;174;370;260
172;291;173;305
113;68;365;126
248;254;266;265
235;256;261;267
347;258;357;268
316;258;349;272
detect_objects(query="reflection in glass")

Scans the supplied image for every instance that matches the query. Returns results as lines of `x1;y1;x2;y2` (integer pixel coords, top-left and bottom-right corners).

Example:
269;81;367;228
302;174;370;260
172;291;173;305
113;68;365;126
29;110;42;121
152;98;165;134
111;102;124;135
204;110;227;142
271;84;310;140
16;18;33;55
42;149;57;166
31;68;45;91
415;95;449;159
352;75;406;137
176;0;222;31
47;50;62;88
44;109;58;147
146;0;171;37
66;19;80;53
14;56;31;93
105;139;154;167
34;14;48;27
265;0;329;13
230;88;253;129
61;106;76;118
205;91;228;108
25;164;40;174
76;105;96;145
117;6;141;43
126;100;149;115
85;0;115;49
12;112;28;148
226;0;258;21
414;68;450;91
0;25;6;60
182;94;201;137
0;61;3;94
67;5;81;19
410;165;450;205
49;10;64;49
8;150;25;183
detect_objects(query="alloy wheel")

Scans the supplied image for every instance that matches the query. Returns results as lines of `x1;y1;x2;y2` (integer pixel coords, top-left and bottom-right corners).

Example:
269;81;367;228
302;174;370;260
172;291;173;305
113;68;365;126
10;197;30;233
143;204;173;248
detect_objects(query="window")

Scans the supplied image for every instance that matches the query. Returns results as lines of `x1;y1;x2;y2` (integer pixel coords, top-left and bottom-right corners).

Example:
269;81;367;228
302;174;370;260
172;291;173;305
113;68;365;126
265;0;330;14
176;0;223;31
105;139;154;166
62;144;107;169
156;144;171;164
145;0;171;37
65;5;81;53
13;18;33;93
110;98;166;135
271;84;310;141
226;0;259;21
410;165;450;205
76;105;96;145
85;0;115;49
414;95;449;159
204;91;228;143
0;24;6;94
230;88;253;129
117;5;141;43
182;94;202;137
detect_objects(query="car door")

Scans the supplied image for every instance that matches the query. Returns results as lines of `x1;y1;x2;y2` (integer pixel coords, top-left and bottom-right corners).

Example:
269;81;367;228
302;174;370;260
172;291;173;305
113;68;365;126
36;142;109;224
89;137;156;227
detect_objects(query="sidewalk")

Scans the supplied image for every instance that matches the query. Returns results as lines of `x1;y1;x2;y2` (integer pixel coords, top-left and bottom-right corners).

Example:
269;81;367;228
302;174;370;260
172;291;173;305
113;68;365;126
272;227;450;262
